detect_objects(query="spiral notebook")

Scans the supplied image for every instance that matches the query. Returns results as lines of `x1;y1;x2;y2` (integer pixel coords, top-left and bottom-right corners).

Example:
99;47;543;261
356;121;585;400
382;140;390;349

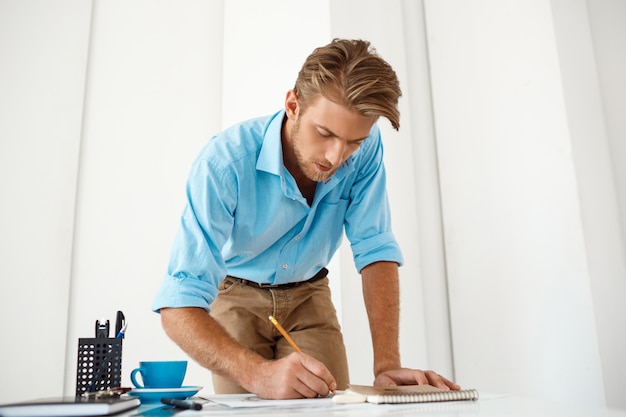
347;384;479;404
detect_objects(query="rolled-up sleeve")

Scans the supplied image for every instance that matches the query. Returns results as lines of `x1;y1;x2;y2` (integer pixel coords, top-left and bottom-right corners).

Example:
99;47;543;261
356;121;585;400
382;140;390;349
350;231;403;272
344;127;404;271
151;271;216;312
152;149;236;312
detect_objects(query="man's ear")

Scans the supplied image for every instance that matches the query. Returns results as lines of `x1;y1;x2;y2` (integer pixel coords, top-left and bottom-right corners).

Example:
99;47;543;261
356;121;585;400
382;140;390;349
284;90;299;120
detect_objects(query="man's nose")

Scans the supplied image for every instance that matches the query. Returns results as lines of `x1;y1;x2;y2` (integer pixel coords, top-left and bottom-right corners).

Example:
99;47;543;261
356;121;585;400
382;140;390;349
325;139;346;167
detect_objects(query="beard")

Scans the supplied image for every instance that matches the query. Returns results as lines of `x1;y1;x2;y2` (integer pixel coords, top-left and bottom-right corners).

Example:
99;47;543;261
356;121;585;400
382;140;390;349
290;119;336;182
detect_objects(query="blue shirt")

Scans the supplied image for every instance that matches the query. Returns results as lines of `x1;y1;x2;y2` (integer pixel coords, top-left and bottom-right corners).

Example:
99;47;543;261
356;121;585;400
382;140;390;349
152;110;403;312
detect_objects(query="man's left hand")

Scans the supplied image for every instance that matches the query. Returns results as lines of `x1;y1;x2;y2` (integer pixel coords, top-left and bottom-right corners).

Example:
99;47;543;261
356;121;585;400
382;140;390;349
374;368;461;391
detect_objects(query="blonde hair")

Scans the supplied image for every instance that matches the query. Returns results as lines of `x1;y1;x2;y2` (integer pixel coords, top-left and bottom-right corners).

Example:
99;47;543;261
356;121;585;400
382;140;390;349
294;38;402;130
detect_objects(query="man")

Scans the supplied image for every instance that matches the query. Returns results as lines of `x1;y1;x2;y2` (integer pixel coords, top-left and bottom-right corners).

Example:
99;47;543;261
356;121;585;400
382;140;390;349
152;38;459;399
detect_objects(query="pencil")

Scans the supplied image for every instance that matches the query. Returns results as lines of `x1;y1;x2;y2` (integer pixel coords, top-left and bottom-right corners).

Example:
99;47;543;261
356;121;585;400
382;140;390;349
268;315;302;352
269;315;336;394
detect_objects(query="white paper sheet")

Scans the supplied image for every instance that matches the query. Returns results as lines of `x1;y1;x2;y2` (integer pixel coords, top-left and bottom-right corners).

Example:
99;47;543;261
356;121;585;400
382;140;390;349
206;394;335;408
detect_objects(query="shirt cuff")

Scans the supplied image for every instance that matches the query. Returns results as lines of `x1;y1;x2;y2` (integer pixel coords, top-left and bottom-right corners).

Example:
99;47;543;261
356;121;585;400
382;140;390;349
151;273;217;313
351;232;404;272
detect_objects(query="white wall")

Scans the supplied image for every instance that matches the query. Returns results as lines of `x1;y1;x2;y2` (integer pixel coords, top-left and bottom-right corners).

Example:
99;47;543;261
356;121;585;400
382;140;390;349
587;0;626;261
0;0;92;400
1;0;624;410
551;0;626;408
63;0;225;398
423;0;625;408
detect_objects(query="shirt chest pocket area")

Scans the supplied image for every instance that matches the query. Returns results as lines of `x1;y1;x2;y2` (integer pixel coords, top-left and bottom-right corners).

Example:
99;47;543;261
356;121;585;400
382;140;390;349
314;198;350;231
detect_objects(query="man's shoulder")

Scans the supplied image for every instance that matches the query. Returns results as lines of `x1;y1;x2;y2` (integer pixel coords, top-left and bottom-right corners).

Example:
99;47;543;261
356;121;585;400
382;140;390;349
214;115;270;148
198;112;280;164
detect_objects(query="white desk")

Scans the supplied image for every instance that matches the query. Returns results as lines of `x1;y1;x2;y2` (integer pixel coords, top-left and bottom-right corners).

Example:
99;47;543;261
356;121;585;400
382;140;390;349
126;394;626;417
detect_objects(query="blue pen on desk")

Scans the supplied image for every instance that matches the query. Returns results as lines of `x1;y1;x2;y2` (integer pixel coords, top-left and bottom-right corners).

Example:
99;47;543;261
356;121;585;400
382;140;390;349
116;323;127;338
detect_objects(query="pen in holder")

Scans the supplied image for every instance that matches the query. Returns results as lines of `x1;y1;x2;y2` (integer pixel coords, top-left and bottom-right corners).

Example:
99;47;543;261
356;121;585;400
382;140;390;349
75;319;124;396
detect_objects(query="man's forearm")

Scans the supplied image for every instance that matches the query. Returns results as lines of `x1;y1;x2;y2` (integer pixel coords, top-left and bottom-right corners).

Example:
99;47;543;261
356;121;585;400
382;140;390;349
160;307;263;391
361;261;402;376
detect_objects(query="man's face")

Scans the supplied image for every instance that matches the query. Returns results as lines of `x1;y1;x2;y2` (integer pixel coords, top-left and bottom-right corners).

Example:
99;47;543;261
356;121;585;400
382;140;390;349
288;95;376;182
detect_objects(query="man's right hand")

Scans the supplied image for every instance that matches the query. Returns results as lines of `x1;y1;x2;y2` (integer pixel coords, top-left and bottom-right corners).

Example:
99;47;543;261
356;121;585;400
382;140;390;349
160;307;336;400
246;352;337;399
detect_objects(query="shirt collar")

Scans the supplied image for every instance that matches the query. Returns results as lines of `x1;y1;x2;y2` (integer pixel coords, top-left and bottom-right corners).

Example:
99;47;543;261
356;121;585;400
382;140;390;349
256;110;285;176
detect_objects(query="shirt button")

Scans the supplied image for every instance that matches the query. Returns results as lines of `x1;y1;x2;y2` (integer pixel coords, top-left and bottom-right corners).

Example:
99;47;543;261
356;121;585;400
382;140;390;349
282;264;288;270
294;235;301;241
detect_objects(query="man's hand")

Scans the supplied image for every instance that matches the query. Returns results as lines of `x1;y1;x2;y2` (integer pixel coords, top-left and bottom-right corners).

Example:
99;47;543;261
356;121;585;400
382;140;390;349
161;307;336;399
248;352;337;399
374;368;460;391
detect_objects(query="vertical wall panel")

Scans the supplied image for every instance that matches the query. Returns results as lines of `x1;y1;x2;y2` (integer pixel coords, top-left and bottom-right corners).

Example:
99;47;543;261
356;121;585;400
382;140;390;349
587;0;626;265
587;1;626;406
0;0;92;402
552;0;626;409
64;0;224;395
401;0;454;379
425;0;605;406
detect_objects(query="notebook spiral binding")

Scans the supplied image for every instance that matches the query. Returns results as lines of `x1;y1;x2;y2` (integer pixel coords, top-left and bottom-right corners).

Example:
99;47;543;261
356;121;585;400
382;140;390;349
369;388;479;404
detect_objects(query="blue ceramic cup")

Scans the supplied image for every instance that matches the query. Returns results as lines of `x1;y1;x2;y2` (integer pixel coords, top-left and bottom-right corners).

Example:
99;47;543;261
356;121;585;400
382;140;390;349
130;360;187;388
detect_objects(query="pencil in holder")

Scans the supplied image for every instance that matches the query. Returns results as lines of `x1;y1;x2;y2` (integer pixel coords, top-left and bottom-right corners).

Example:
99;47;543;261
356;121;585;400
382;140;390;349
75;337;123;396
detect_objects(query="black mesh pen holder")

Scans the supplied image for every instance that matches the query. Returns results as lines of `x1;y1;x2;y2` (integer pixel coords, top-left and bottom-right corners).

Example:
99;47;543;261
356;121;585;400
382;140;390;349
75;337;123;396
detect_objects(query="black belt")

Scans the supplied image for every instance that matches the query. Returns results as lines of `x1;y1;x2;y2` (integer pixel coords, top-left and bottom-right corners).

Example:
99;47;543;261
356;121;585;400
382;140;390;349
229;267;328;290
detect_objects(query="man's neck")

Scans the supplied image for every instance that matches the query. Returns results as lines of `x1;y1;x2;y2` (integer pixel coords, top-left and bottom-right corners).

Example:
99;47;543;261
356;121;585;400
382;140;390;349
281;118;317;205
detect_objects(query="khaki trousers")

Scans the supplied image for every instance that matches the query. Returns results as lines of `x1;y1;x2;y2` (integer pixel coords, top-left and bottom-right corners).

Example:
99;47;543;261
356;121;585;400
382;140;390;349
209;275;350;393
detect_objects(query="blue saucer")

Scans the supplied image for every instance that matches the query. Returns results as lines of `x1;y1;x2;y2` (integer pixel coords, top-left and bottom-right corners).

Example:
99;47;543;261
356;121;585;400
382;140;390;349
128;386;202;403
